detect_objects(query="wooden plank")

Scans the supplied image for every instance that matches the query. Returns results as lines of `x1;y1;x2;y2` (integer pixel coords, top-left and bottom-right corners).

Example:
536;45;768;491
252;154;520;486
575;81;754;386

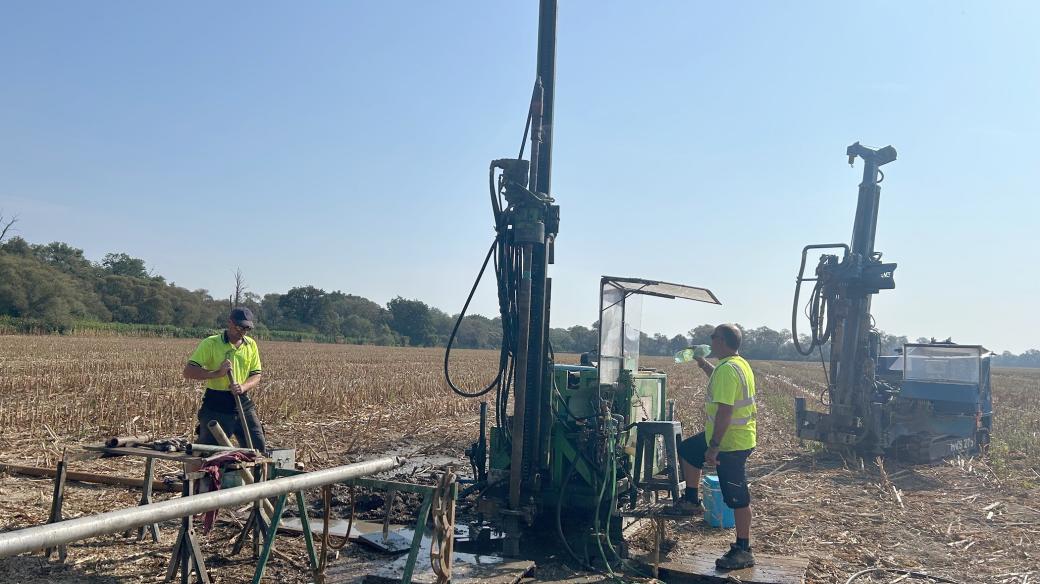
657;549;809;584
0;462;180;492
615;501;701;520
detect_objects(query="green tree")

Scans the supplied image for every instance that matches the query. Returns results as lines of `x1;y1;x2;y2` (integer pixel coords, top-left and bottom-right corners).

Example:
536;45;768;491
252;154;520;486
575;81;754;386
326;291;390;342
549;328;575;352
102;252;149;279
429;307;453;346
387;297;436;346
33;242;95;279
0;236;32;256
0;254;91;328
688;324;715;346
563;324;599;354
279;286;329;331
667;334;689;355
455;314;500;349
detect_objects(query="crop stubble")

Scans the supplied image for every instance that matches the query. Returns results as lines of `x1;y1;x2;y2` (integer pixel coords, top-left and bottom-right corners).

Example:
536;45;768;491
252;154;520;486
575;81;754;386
0;336;1037;583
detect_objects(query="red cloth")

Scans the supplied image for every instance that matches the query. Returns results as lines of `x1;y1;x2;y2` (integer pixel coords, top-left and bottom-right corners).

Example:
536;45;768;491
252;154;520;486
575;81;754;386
197;451;258;533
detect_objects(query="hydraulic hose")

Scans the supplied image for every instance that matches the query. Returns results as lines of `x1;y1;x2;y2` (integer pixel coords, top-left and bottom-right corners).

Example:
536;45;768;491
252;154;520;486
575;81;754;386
791;244;847;356
444;237;508;398
556;451;591;570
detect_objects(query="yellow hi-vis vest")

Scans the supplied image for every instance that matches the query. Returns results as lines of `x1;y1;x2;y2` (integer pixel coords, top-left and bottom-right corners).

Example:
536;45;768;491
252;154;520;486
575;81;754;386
704;355;756;451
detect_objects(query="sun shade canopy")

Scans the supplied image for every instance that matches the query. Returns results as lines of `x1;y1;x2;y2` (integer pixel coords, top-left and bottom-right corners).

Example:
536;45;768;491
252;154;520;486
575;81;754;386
600;276;721;305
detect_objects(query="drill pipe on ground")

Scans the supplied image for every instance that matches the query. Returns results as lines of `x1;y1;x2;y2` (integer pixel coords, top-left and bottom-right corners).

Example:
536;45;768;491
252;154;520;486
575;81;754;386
0;456;404;559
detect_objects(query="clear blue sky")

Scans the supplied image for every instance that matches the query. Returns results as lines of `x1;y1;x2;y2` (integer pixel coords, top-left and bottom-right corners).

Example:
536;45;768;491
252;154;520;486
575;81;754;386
1;2;1037;353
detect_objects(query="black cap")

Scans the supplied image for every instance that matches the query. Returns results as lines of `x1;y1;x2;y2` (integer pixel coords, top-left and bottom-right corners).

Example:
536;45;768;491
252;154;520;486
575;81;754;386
230;307;254;328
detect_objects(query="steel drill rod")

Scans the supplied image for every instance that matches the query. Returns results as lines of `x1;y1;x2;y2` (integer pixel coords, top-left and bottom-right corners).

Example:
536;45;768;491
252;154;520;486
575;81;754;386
205;420;276;520
0;456;404;559
226;367;255;452
508;243;534;512
187;443;257;455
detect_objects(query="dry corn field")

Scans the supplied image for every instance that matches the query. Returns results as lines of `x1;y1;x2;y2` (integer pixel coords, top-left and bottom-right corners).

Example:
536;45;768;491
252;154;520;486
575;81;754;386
0;335;1038;583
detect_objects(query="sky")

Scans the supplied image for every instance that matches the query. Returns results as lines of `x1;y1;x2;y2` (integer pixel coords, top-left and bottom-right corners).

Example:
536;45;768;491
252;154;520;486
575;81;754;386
1;1;1037;353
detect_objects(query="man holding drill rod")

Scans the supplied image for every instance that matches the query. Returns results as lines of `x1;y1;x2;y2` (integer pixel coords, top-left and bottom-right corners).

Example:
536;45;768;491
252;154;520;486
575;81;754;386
677;323;757;570
182;307;267;453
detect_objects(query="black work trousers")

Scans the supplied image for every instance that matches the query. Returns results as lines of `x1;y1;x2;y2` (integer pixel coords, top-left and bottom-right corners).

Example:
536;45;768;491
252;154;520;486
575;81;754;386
195;390;267;454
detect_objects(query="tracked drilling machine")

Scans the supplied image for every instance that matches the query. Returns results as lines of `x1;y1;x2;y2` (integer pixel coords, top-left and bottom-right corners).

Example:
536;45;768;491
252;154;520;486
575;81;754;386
443;0;720;562
791;144;992;462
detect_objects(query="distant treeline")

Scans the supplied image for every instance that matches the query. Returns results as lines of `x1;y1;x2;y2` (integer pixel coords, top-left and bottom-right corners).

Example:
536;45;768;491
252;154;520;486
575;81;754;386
1;236;1037;367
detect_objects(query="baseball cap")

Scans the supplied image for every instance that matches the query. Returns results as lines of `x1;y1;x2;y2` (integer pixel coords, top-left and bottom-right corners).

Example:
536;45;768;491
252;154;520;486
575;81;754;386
230;307;254;328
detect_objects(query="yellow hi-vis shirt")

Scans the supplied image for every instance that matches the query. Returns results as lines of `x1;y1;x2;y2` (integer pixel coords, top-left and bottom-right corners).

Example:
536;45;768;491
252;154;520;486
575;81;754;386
188;332;262;391
704;355;756;451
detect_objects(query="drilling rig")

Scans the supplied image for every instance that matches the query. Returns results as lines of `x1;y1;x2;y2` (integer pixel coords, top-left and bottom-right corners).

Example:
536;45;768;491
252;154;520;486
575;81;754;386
443;0;720;561
791;144;992;462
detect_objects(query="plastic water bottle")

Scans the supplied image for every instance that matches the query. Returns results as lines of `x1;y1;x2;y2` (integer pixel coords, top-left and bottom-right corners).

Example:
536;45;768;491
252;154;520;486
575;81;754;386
674;345;711;363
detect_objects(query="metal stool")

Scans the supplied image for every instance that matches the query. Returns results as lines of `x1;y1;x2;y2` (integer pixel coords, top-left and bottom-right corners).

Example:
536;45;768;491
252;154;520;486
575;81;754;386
632;420;685;504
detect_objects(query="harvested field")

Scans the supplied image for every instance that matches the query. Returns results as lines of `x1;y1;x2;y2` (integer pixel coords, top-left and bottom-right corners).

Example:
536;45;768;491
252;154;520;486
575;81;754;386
0;335;1037;583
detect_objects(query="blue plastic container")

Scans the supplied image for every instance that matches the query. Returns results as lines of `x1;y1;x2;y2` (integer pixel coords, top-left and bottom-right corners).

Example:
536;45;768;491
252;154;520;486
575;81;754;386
702;474;735;528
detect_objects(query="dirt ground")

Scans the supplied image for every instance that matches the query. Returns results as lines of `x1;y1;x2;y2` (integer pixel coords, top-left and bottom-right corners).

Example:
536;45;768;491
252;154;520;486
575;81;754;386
0;338;1037;583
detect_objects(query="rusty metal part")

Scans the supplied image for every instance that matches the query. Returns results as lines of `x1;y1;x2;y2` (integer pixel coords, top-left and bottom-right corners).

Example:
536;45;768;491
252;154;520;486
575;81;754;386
0;456;405;559
105;435;152;448
45;455;68;562
430;469;457;583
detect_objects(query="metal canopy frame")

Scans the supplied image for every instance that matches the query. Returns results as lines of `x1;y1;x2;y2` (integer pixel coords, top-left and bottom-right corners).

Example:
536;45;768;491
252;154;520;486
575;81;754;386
598;276;720;386
599;276;720;309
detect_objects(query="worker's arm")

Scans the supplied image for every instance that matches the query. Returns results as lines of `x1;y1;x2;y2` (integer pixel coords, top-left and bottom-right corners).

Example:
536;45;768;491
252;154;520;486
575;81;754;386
231;345;263;395
695;356;715;377
183;360;231;381
231;373;262;395
705;403;733;465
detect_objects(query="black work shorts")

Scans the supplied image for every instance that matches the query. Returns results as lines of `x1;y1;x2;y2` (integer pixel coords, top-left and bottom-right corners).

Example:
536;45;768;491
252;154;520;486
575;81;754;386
678;431;753;509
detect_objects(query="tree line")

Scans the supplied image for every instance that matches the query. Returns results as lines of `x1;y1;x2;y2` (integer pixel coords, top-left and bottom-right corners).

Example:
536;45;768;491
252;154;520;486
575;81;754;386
1;235;1036;366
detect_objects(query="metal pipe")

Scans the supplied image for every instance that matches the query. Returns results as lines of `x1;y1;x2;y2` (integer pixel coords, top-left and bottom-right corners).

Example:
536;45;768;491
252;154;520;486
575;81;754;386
187;443;256;456
205;420;276;519
509;243;534;512
505;243;534;557
105;435;152;448
0;456;404;559
533;0;557;195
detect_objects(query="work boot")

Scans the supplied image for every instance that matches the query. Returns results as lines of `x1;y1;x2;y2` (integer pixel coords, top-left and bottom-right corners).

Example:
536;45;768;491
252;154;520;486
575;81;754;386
661;496;702;516
715;543;755;570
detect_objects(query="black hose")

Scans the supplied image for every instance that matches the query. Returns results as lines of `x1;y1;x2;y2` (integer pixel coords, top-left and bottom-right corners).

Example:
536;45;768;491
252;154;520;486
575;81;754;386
444;237;509;398
792;245;848;357
556;451;592;570
792;262;837;356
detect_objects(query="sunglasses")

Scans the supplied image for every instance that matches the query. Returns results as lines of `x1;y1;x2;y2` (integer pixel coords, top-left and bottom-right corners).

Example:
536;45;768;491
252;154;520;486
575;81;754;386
234;323;253;332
